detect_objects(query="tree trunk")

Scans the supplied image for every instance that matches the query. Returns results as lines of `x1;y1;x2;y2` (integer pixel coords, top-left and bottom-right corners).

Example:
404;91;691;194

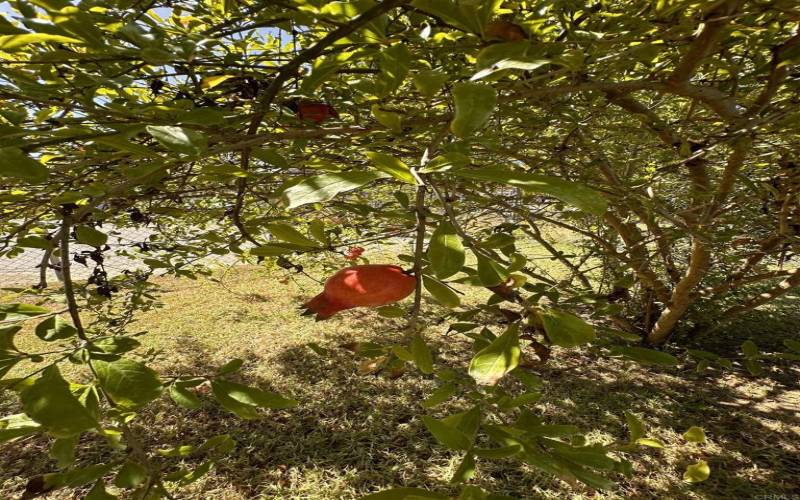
647;239;710;344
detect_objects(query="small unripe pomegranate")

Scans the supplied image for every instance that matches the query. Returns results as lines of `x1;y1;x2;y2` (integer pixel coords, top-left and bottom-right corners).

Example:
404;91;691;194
302;264;416;320
345;246;365;261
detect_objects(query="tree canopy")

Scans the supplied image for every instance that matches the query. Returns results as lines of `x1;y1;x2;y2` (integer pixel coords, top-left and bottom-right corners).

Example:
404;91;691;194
1;0;799;497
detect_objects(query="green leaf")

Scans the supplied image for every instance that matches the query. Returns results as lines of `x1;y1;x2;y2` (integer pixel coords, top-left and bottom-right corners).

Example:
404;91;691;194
169;382;202;409
145;125;207;156
217;359;244;375
281;171;389;209
540;309;596;348
423;276;461;308
211;382;259;419
422;415;472;450
472;58;551;81
50;435;78;467
683;460;710;483
20;366;97;438
140;47;172;64
741;340;759;358
476;253;509;287
0;147;49;182
459;485;494;500
784;339;800;353
410;334;434;374
377;305;405;317
450;82;497;138
473;444;521;458
365;151;416;184
452;166;607;215
267;223;319;247
201;74;234;89
251;148;289;168
421;382;457;408
34;316;77;342
411;0;489;33
249;244;297;256
608;346;679;366
525;424;580;437
362;487;447;499
0;33;83;50
624;411;645;443
165;460;215;485
451;452;476;483
371;105;403;133
197;434;236;455
114;461;148;489
0;303;49;321
0;414;41;444
428;221;465;279
468;324;520;385
413;70;448;98
17;235;54;249
85;480;116;500
636;438;664;448
683;426;706;443
75;225;108;247
376;44;411;97
93;336;141;354
420;152;470;173
743;358;763;376
443;406;481;439
211;379;297;413
300;57;343;93
476;42;532;69
92;359;164;410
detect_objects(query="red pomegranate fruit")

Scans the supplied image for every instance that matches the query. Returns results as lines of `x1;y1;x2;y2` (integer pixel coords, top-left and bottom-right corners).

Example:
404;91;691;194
484;20;527;42
302;264;416;320
284;99;339;124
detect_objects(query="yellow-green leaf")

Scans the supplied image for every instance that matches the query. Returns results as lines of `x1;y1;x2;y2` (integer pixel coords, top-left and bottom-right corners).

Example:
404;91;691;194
0;33;83;50
201;74;234;89
684;460;710;483
365;151;415;184
683;426;706;443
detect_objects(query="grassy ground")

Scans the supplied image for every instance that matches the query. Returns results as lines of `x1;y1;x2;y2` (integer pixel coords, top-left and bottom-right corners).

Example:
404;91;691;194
1;260;799;499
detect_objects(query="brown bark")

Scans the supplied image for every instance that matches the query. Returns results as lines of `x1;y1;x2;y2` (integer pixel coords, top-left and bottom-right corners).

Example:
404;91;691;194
722;268;800;317
647;238;711;344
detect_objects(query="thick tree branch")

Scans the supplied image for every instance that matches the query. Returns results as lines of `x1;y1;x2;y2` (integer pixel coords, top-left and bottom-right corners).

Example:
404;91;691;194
666;0;745;84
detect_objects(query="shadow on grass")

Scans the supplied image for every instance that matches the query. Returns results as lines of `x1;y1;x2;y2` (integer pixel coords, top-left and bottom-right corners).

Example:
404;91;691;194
2;306;798;499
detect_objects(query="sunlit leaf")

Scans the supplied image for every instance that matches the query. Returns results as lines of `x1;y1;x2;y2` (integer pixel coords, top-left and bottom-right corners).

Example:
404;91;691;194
684;460;710;483
468;324;520;385
93;359;164;410
145;125;207;156
281;171;389;209
20;366;97;438
540;309;596;348
683;426;706;443
452;166;607;215
428;221;465;279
